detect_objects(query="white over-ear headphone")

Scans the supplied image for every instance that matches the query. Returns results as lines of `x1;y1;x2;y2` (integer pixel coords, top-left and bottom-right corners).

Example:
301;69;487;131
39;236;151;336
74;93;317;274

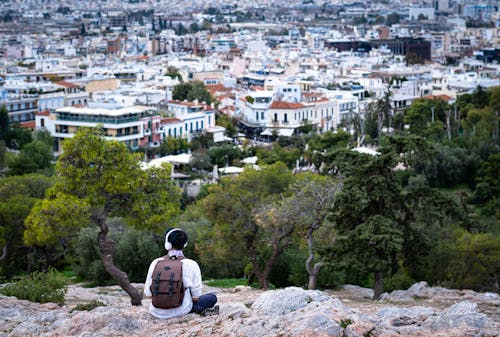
164;228;188;251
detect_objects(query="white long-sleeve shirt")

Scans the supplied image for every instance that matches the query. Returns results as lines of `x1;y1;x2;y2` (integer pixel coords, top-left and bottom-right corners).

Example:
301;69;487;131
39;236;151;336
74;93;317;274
144;256;202;319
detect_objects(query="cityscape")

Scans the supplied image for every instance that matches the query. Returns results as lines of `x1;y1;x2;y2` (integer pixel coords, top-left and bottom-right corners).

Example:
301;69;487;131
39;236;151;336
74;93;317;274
0;0;498;153
0;1;499;335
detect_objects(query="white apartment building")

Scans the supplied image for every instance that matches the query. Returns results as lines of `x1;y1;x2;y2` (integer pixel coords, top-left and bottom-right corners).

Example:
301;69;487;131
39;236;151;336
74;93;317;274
164;100;216;141
36;102;161;152
236;84;354;139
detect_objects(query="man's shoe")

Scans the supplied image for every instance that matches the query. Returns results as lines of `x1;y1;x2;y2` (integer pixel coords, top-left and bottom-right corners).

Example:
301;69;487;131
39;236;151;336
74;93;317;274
201;305;219;316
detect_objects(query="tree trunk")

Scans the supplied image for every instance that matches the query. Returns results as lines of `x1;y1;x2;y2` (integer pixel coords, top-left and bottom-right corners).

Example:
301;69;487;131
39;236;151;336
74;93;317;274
0;245;6;261
373;271;384;300
305;226;324;290
307;262;324;290
251;243;283;290
95;211;143;306
446;110;452;141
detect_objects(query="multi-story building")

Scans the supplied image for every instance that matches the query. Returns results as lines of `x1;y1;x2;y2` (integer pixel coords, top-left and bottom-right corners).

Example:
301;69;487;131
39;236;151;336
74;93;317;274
0;92;38;123
55;81;89;107
237;85;347;140
164;100;216;141
35;102;161;153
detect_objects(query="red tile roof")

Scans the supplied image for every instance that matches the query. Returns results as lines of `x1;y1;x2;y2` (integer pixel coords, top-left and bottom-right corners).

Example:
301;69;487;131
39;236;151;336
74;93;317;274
37;110;50;116
56;80;79;88
423;95;454;102
161;117;183;124
19;120;36;129
269;101;305;109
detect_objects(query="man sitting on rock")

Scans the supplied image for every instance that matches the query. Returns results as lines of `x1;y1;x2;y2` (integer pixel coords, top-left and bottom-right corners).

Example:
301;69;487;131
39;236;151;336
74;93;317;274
144;227;218;319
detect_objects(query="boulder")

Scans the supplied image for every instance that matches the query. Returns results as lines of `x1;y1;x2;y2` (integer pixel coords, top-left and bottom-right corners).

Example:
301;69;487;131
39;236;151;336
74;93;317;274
424;301;495;331
341;285;374;299
252;286;330;315
378;290;415;303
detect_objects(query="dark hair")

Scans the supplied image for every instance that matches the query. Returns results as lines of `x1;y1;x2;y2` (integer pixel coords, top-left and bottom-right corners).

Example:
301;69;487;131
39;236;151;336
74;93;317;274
168;229;188;250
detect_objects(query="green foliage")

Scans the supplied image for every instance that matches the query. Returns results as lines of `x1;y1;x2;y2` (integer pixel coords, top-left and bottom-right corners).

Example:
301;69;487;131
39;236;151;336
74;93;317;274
307;130;349;154
113;228;164;283
6;125;33;150
73;227;112;285
322;151;406;296
473;153;500;217
403;98;448;136
216;113;238;138
0;105;8;141
338;318;353;329
204;278;248;288
37;127;180;304
8;140;54;175
208;144;243;167
165;66;182;81
445;229;499;292
73;226;165;285
156;136;190;156
255;144;301;168
0;140;5;172
199;163;295;288
24;192;91;247
414;143;479;188
383;271;415;292
55;127;180;231
0;174;53;278
70;300;106;312
0;268;67;305
172;81;212;104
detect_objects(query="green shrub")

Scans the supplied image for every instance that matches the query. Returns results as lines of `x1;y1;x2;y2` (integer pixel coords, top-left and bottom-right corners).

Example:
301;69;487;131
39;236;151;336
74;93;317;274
73;226;164;285
114;228;164;283
73;227;113;285
0;268;66;305
383;271;415;292
70;300;105;312
204;278;248;288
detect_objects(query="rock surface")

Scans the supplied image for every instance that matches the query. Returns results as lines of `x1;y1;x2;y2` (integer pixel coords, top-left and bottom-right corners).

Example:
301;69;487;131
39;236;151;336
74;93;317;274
0;282;498;337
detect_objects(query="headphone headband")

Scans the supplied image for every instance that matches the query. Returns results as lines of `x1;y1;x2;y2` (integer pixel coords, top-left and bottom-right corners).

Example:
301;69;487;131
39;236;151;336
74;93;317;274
164;228;187;251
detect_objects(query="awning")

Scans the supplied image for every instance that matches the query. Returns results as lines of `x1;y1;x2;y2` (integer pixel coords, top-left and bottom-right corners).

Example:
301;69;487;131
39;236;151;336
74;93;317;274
219;166;244;174
260;128;296;137
142;153;192;169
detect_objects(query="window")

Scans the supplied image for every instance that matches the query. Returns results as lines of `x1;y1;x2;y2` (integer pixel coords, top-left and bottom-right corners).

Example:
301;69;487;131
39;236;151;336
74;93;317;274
256;111;259;120
40;118;45;127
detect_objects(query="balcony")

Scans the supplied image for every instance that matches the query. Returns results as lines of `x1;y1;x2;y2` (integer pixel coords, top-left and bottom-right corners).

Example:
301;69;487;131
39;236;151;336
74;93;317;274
57;115;139;124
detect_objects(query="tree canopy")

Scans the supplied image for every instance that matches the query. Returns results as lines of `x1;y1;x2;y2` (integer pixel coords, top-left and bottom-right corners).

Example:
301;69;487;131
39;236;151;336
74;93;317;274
172;81;212;104
25;127;181;305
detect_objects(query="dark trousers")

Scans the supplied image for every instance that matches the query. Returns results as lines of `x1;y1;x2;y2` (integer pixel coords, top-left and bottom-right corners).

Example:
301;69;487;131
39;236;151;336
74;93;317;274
190;293;217;314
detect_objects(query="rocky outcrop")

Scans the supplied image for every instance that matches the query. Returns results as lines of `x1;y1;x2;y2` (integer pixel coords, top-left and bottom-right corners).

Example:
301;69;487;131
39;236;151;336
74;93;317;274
0;283;498;337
